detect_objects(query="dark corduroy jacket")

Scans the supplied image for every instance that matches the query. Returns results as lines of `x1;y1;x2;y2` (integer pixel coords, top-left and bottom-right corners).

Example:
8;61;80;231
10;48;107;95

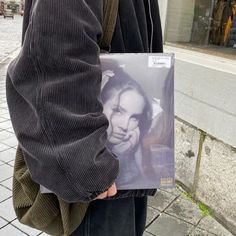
6;0;163;203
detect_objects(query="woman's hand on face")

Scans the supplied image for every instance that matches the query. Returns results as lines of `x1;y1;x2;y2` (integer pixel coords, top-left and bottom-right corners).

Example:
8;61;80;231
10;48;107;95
112;127;140;155
94;183;117;200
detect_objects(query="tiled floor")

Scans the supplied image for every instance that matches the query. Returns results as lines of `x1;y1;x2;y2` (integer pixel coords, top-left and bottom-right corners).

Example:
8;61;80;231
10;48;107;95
0;56;43;236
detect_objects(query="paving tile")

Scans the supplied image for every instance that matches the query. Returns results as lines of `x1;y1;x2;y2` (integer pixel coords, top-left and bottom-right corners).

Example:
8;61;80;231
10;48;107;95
0;142;10;152
0;130;14;140
148;190;177;212
6;127;15;133
146;206;161;226
0;224;27;235
190;227;216;236
143;231;155;236
0;177;13;190
0;120;12;129
0;110;8;115
0;117;7;123
7;160;14;167
160;185;184;197
0;217;8;228
0;185;12;202
165;195;203;225
198;216;234;236
11;219;42;236
1;136;18;147
146;213;193;236
0;113;10;119
0;148;16;163
0;164;13;182
0;104;8;109
0;198;16;221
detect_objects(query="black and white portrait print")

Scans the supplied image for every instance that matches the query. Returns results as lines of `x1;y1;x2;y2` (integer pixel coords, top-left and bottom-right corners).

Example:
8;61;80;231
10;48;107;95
101;54;175;190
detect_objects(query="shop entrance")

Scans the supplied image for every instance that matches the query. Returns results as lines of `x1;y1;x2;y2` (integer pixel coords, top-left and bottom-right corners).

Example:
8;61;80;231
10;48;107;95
191;0;236;50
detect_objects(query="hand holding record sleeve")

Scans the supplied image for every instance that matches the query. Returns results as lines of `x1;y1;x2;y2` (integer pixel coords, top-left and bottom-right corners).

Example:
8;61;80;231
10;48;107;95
95;183;117;200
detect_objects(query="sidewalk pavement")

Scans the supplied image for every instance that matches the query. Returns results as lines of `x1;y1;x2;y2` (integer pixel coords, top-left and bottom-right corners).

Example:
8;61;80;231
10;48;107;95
0;15;23;63
0;52;234;236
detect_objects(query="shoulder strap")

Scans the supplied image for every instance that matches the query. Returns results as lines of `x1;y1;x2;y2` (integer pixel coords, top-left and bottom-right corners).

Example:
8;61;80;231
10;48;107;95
100;0;119;51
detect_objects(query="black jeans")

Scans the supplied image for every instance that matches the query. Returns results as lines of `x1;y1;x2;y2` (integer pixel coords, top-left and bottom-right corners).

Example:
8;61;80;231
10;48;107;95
70;196;147;236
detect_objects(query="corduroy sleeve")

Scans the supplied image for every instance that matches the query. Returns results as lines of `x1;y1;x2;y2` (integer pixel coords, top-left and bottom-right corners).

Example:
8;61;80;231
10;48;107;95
6;0;119;203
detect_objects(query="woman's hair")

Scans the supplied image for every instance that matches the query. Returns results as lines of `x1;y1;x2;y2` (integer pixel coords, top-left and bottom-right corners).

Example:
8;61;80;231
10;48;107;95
101;70;153;137
147;67;174;148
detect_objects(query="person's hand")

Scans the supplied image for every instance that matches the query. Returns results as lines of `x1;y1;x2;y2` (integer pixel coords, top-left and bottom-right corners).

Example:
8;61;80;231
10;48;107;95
112;127;140;155
95;183;117;200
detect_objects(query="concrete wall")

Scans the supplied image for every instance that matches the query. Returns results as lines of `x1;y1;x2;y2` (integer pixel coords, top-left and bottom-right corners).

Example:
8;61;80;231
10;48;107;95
165;45;236;234
164;0;195;42
175;119;236;235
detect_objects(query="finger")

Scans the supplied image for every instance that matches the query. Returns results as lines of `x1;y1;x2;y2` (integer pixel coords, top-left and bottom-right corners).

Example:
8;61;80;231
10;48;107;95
95;191;108;200
107;183;117;197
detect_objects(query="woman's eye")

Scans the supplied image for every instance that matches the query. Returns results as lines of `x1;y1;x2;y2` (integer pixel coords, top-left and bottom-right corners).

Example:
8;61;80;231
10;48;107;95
131;115;140;123
130;118;139;128
112;107;122;114
131;117;138;122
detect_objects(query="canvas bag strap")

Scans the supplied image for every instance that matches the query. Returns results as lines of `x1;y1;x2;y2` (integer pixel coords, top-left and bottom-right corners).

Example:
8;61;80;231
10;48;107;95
100;0;119;52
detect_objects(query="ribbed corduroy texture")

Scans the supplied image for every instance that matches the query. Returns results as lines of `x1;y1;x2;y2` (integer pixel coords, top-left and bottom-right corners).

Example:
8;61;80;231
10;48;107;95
11;1;119;235
6;0;119;203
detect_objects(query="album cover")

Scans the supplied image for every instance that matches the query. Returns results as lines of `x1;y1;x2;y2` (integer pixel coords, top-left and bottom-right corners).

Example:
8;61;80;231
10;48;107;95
100;53;175;190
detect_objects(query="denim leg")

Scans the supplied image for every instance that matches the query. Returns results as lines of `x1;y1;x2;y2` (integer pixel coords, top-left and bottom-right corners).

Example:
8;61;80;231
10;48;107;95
134;197;148;236
71;196;147;236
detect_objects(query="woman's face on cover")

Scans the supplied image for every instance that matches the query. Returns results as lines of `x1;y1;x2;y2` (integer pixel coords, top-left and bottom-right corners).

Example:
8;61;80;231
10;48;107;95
103;89;145;145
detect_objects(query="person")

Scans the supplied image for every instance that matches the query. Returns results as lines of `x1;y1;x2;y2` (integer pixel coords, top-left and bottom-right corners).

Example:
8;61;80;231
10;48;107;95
6;0;163;235
101;70;153;188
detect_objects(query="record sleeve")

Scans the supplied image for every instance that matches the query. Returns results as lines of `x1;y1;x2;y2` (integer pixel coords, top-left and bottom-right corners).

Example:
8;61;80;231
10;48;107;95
101;53;175;190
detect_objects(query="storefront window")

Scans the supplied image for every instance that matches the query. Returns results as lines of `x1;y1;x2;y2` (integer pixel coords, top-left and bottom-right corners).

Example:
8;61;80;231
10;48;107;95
165;0;236;57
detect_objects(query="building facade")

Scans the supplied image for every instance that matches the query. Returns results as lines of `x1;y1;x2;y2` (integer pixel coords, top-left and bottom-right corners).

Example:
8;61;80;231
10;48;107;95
161;0;236;53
